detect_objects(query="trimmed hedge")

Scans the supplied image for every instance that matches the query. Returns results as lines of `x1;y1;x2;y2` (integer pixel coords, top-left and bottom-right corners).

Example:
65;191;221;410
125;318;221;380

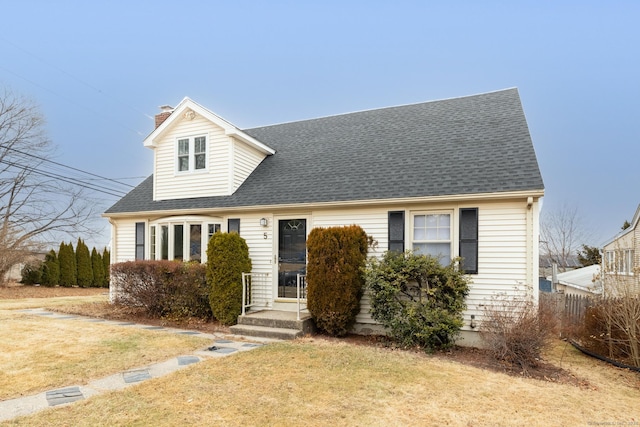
206;232;252;326
306;225;368;336
111;260;211;320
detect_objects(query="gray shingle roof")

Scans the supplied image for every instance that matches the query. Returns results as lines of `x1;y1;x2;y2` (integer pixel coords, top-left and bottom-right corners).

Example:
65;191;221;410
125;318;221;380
105;88;543;214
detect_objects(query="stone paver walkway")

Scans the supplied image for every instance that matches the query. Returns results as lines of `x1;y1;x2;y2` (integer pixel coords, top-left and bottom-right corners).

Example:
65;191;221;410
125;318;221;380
0;308;276;422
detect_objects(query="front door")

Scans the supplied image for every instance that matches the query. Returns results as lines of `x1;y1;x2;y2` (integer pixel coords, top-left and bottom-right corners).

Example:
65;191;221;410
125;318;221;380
277;218;307;298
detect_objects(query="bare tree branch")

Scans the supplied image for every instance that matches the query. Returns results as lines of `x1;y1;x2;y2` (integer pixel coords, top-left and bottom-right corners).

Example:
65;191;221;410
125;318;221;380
0;88;96;283
540;203;592;272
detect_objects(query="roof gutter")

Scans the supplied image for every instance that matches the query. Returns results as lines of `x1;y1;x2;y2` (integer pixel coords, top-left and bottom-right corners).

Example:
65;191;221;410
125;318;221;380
103;189;544;219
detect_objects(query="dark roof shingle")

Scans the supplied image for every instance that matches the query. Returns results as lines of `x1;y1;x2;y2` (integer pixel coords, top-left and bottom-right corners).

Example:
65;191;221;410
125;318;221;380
105;88;543;214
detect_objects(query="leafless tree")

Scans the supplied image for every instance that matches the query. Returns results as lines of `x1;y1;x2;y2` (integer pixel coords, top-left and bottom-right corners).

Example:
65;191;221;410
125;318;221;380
540;204;592;273
0;89;95;283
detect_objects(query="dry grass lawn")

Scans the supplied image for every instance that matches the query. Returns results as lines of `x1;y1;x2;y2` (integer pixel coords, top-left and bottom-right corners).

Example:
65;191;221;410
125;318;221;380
4;338;639;427
1;286;639;426
0;311;211;400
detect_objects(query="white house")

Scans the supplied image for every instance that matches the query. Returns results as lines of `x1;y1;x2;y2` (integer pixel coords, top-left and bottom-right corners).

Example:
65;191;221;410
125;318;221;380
104;88;544;343
602;203;640;296
550;264;602;296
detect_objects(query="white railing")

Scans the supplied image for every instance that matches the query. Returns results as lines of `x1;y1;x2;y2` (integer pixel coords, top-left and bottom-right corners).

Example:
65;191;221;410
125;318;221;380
296;273;307;320
241;272;269;315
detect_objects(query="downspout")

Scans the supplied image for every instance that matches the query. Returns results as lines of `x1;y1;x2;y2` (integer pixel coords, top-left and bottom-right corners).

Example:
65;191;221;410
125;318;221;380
526;196;539;304
108;218;117;303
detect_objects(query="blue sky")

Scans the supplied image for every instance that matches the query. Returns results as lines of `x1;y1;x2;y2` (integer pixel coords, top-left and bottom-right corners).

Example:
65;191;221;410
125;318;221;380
1;1;639;249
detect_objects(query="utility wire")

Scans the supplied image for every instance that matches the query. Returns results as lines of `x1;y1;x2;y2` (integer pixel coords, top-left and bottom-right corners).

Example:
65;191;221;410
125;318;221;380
0;143;136;189
0;158;128;198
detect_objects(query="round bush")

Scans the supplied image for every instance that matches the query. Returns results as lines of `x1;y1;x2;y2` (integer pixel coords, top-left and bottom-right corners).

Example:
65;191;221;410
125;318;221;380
365;251;469;350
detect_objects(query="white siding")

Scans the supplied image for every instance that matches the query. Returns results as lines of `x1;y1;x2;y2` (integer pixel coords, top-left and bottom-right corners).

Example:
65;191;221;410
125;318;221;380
154;115;231;201
109;198;538;340
232;139;267;192
112;218;138;263
463;202;531;329
235;214;275;308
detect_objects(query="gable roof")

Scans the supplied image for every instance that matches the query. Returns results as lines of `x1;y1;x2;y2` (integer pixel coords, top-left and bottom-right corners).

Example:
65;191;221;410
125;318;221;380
145;97;275;155
603;203;640;247
105;88;544;215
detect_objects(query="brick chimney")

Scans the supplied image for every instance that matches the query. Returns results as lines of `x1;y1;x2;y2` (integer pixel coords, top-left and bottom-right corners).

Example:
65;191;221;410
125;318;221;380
154;105;174;128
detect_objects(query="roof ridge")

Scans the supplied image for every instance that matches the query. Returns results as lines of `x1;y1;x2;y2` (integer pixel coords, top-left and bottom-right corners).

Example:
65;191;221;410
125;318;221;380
244;87;519;131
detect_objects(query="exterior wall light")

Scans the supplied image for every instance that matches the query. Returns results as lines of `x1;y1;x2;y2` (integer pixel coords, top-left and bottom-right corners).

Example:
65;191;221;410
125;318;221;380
260;218;268;227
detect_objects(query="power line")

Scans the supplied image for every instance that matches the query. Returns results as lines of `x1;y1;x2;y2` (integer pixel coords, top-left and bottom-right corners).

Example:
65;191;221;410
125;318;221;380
0;158;127;198
0;143;136;189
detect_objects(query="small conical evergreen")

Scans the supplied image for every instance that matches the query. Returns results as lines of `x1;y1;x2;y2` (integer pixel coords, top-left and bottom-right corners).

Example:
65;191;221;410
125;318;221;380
91;248;104;288
58;241;77;287
76;238;93;288
102;248;111;288
41;249;60;287
207;232;252;325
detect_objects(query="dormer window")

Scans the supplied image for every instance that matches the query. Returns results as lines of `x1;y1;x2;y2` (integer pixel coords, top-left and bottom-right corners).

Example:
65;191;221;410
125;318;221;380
176;135;207;172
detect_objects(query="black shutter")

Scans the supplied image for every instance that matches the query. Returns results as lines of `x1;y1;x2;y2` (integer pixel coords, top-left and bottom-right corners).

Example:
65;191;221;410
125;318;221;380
388;211;405;252
459;208;478;274
228;218;240;234
135;222;145;260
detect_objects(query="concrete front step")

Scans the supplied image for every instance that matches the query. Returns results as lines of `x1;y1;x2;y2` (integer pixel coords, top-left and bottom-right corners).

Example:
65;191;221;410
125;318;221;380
229;324;304;340
230;310;315;340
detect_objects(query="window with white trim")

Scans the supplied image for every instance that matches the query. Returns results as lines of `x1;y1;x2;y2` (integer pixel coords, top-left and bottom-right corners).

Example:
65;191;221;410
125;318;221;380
176;135;207;172
148;219;222;262
412;212;452;261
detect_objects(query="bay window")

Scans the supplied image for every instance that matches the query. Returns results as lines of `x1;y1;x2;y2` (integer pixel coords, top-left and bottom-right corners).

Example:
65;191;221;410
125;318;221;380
145;218;222;262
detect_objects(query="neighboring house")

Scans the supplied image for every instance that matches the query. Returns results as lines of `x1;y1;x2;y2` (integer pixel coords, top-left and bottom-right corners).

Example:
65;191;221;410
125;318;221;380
602;204;640;296
548;264;602;296
104;88;544;344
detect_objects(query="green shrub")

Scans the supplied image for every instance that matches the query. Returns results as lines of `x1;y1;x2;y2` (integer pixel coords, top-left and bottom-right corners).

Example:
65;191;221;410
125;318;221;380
41;249;60;287
21;262;42;285
206;232;252;325
58;242;76;287
365;251;469;350
111;260;211;319
306;225;368;336
102;248;110;287
91;248;105;288
76;238;93;288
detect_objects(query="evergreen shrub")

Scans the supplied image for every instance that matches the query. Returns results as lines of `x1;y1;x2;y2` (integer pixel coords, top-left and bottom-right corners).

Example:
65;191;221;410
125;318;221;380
76;238;93;288
306;225;368;336
58;242;76;287
20;262;42;285
365;251;469;350
102;248;110;287
41;249;60;287
206;232;251;325
91;248;105;288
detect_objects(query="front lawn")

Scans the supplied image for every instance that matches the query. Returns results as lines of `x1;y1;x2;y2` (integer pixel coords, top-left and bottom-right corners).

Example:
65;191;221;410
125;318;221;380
0;311;210;400
5;338;640;426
